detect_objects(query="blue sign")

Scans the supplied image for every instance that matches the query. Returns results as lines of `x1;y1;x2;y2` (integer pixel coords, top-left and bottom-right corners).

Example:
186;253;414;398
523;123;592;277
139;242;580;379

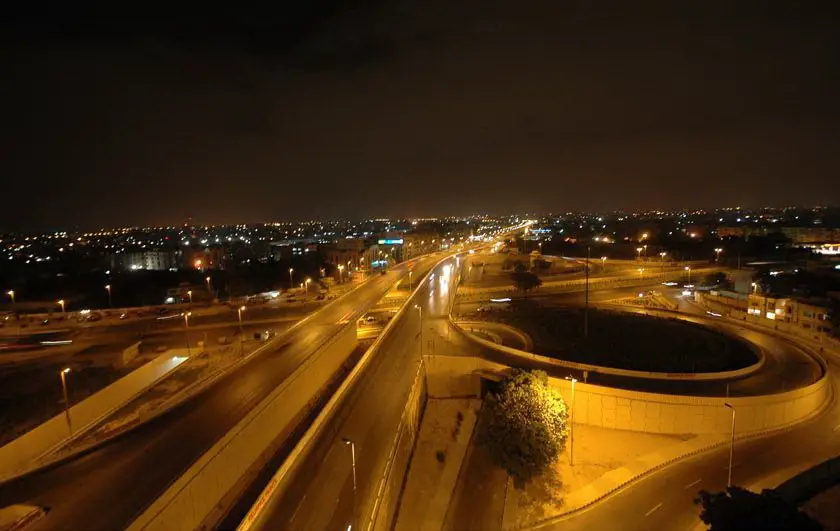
377;239;404;245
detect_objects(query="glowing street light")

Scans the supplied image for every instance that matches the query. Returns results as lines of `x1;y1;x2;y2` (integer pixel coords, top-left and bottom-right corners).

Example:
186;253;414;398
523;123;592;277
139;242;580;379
6;290;15;304
342;437;358;528
685;265;692;283
636;247;643;260
601;256;607;271
57;299;66;313
659;252;667;262
408;270;413;291
105;284;112;308
183;312;192;355
305;277;312;294
205;276;212;291
714;248;723;263
237;306;246;356
565;376;577;466
338;264;345;283
289;268;294;289
187;290;193;309
414;304;423;357
60;368;73;435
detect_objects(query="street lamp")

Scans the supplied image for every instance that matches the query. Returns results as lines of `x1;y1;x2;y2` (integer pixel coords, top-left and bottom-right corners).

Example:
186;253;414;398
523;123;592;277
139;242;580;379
187;290;193;309
636;247;643;260
205;276;212;291
60;368;73;435
183;312;192;355
305;278;311;294
237;306;246;356
659;252;667;262
724;403;736;487
565;376;577;466
538;242;542;254
57;299;66;313
342;437;357;528
6;290;15;304
408;270;413;291
715;248;723;263
105;284;112;308
289;268;294;289
685;265;692;283
338;264;345;283
414;304;423;357
601;256;607;271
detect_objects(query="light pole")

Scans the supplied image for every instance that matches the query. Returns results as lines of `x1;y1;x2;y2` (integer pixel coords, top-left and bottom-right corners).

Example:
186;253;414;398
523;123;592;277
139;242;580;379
414;304;423;357
685;265;692;283
660;252;667;262
57;299;66;313
289;268;294;289
105;284;112;308
237;306;246;356
715;248;723;263
724;403;736;487
584;247;590;340
60;368;73;435
6;290;15;304
205;276;212;292
636;247;643;260
183;312;192;355
538;241;542;254
601;256;607;272
338;264;345;283
342;437;357;528
565;376;577;466
305;278;311;294
408;270;413;291
187;290;193;309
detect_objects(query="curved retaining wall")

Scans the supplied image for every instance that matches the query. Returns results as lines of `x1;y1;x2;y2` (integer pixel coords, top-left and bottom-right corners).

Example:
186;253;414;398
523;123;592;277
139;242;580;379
450;319;766;382
425;352;830;436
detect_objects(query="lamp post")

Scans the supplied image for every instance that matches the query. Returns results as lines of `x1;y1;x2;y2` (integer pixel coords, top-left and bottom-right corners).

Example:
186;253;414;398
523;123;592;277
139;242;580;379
187;290;193;309
685;265;692;283
289;268;294;289
60;368;73;435
408;270;413;291
338;265;345;283
565;376;577;466
715;248;723;263
205;276;212;291
660;252;667;262
636;247;643;260
305;278;311;294
237;306;246;356
57;299;66;313
105;284;112;308
183;312;192;355
6;290;15;304
601;256;607;272
414;304;423;357
342;437;357;528
724;403;736;487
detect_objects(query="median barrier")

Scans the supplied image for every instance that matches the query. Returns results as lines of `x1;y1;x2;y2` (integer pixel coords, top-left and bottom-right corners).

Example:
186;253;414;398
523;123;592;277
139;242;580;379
0;350;189;483
127;324;358;531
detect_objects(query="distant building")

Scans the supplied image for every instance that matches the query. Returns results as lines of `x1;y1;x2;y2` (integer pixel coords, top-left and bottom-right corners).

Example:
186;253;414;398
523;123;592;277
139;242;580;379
718;226;840;244
111;250;179;271
269;240;317;261
323;239;365;271
747;293;833;334
183;247;227;270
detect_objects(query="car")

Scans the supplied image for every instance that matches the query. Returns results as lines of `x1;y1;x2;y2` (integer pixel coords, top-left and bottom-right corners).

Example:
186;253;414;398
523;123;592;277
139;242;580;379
119;313;128;320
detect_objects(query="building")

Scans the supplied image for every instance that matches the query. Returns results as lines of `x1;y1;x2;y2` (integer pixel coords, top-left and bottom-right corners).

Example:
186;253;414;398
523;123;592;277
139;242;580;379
323;238;365;272
183;247;227;270
718;226;840;244
747;293;833;334
111;250;179;271
269;240;317;261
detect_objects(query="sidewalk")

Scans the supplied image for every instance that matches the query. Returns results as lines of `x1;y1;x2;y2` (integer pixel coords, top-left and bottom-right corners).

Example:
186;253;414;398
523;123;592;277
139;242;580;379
395;398;481;531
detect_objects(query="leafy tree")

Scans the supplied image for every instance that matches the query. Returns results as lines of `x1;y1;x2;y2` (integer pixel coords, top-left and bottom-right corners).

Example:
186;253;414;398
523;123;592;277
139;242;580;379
511;269;542;296
481;369;569;488
695;486;822;531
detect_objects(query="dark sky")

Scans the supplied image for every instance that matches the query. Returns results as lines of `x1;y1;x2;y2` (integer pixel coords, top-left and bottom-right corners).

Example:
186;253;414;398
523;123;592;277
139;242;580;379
2;1;839;231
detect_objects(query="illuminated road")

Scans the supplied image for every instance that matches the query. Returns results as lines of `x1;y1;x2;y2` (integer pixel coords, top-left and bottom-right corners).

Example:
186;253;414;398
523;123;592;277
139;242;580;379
0;261;428;531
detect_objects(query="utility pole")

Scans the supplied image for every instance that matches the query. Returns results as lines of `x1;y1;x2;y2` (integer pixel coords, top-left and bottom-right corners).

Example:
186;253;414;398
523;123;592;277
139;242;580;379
584;246;590;340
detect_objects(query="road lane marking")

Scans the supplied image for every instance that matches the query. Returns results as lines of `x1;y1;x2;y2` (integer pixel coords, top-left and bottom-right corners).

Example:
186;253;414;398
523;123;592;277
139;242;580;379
644;503;663;517
684;479;703;489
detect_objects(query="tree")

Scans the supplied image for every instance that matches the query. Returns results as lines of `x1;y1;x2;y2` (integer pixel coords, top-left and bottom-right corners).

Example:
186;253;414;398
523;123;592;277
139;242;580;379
695;486;822;531
511;267;542;296
481;369;569;488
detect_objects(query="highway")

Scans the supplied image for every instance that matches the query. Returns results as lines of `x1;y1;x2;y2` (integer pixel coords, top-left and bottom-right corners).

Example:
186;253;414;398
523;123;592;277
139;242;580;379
0;261;426;530
245;256;466;530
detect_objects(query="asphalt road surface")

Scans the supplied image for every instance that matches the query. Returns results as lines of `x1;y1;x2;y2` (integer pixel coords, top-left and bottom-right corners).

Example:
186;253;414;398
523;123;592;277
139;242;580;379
0;261;425;530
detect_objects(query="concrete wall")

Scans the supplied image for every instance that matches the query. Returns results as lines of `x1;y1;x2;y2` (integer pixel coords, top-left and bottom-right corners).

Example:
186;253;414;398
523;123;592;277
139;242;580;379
121;341;141;366
370;363;427;531
425;354;830;436
0;351;188;481
127;324;358;531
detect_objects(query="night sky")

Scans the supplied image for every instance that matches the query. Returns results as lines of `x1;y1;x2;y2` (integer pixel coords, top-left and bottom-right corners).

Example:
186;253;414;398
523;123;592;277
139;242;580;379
2;2;839;231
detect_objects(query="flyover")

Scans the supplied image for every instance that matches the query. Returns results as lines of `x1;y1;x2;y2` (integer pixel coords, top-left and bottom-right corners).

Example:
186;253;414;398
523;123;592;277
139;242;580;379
0;254;442;530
